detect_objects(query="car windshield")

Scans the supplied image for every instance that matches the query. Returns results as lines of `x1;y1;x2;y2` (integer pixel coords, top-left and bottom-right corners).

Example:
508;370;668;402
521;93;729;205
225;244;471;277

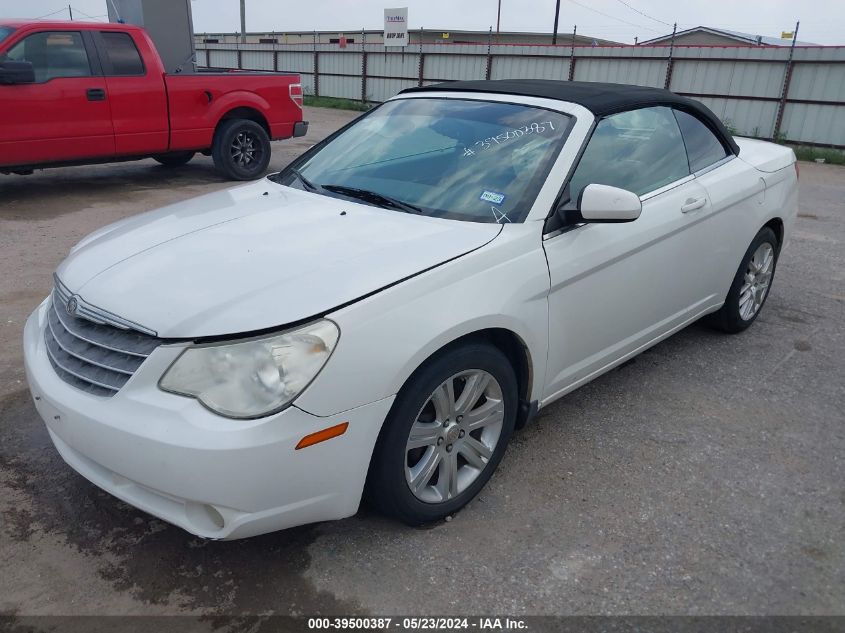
0;27;15;44
274;98;572;223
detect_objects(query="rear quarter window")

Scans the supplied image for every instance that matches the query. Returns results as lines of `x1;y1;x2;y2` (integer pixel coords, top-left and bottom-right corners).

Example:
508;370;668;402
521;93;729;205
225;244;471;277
100;32;145;76
674;109;729;173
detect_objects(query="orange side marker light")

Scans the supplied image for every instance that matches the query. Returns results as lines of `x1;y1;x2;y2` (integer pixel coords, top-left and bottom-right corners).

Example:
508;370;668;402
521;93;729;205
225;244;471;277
295;422;349;450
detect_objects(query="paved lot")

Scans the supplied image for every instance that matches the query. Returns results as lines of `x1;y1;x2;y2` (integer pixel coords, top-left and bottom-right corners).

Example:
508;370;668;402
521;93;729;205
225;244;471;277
0;106;843;619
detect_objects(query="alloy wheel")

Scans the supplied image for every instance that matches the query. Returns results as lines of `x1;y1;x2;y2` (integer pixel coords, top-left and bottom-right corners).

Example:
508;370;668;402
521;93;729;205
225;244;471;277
231;130;260;167
739;242;774;321
404;370;505;504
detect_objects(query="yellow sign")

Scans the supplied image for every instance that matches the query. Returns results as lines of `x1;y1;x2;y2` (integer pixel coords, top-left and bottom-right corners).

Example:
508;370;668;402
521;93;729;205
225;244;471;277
781;31;794;39
441;32;450;39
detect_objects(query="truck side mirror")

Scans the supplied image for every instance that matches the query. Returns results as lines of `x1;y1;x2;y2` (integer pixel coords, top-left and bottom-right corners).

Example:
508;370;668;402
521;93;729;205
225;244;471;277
0;60;35;85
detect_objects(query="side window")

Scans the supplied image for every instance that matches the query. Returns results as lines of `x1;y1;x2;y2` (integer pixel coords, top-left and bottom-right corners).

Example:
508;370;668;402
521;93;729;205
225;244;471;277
100;32;145;76
674;109;729;173
568;106;690;199
6;31;91;83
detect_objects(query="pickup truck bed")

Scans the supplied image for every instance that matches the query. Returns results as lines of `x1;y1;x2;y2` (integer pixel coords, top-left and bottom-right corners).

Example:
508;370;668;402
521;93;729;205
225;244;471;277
0;20;306;180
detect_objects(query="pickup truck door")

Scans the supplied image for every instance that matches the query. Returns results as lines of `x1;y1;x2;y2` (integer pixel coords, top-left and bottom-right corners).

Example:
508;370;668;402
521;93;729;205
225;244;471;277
92;31;168;156
542;106;716;402
0;30;114;167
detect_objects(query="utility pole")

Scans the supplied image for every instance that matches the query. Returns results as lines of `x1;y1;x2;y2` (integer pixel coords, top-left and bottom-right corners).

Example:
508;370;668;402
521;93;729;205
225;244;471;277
552;0;560;44
68;4;73;20
496;0;501;36
240;0;246;43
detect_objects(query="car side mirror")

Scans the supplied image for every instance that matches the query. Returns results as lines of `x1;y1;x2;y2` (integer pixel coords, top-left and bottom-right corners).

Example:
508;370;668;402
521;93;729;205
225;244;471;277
577;184;641;223
0;60;35;85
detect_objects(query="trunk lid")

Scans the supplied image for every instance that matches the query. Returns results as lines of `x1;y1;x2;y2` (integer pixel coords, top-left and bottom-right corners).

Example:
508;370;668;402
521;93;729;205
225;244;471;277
735;137;796;172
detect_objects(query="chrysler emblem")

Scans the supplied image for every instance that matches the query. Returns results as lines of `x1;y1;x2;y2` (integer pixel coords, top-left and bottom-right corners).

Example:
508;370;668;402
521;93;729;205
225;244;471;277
66;296;79;316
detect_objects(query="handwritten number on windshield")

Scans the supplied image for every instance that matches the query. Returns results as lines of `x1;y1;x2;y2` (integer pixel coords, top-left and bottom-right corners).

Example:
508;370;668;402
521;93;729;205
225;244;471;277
466;121;557;155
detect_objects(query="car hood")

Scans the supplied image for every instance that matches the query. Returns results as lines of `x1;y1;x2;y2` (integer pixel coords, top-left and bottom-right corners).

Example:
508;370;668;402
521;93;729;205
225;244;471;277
57;179;502;338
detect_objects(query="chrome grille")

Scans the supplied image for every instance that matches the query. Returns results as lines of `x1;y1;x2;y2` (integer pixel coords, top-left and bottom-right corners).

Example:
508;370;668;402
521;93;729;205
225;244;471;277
45;288;163;397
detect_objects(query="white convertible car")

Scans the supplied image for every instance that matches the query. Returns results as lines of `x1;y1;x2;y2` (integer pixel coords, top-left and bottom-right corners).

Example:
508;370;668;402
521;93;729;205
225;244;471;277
24;80;798;539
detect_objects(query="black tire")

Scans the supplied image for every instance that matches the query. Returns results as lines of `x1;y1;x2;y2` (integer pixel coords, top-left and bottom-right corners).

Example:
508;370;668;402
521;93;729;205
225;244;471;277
152;151;195;167
365;343;518;525
708;226;779;333
211;118;271;180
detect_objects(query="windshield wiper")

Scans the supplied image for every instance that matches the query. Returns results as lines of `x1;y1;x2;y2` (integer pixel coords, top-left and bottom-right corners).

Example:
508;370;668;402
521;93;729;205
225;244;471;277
289;168;319;192
321;184;423;214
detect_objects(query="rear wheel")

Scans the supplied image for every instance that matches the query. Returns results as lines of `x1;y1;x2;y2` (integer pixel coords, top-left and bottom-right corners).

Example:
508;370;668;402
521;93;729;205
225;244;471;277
153;151;195;167
366;343;518;525
212;119;271;180
708;226;779;333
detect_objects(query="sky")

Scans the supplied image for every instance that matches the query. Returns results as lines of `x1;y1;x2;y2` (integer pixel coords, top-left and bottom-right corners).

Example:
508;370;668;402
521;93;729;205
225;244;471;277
4;0;844;45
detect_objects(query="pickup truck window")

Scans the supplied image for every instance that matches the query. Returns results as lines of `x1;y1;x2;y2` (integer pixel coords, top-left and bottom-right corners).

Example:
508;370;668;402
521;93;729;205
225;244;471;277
279;98;572;224
0;27;14;44
6;31;91;82
99;32;145;76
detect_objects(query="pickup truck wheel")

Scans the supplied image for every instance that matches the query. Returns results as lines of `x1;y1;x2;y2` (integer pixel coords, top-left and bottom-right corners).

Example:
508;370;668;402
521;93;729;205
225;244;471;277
153;151;195;167
708;226;779;333
365;343;518;525
212;119;271;180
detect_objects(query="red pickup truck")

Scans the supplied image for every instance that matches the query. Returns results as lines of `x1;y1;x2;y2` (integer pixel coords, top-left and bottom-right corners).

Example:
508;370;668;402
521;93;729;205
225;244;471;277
0;20;307;180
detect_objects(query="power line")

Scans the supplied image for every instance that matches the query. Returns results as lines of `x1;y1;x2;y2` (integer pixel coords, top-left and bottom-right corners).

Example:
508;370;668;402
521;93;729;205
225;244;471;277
564;0;661;33
32;8;68;19
70;7;108;20
611;0;673;27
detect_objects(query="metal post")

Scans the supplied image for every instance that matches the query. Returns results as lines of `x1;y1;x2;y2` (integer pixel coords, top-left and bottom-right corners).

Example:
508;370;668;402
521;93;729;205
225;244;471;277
568;25;577;81
418;51;425;86
418;28;425;86
417;27;424;85
773;21;800;141
486;27;493;80
552;0;561;45
361;28;367;104
313;31;319;97
240;0;246;44
664;22;677;89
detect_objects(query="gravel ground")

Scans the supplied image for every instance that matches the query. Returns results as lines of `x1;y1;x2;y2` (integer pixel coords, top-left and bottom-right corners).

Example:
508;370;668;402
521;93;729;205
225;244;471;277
0;106;843;620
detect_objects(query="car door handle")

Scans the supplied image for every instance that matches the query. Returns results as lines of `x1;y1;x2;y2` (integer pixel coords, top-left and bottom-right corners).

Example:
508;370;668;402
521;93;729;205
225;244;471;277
681;197;707;213
86;88;106;101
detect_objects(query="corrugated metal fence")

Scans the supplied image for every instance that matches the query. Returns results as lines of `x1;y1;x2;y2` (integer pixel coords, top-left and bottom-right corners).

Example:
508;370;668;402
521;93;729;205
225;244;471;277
195;41;845;148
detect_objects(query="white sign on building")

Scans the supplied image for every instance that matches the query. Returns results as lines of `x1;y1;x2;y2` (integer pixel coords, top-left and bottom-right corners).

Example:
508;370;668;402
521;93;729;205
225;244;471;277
384;7;409;47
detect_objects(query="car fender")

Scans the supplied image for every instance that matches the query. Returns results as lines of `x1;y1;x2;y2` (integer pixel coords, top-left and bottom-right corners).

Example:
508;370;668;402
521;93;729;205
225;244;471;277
294;223;551;418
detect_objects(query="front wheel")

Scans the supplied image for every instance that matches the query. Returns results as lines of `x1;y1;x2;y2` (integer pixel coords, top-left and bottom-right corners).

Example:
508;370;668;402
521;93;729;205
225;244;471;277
211;119;271;181
366;343;518;525
708;226;779;333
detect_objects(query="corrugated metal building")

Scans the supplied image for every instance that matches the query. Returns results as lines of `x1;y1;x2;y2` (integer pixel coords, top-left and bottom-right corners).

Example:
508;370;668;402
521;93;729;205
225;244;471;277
196;29;618;47
641;26;817;47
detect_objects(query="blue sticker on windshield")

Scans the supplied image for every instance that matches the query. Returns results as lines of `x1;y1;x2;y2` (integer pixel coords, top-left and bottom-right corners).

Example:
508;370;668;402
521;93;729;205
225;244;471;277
480;190;506;205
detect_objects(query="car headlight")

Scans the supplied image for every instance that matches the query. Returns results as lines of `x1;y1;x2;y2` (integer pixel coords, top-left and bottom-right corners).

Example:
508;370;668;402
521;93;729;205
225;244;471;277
159;319;339;419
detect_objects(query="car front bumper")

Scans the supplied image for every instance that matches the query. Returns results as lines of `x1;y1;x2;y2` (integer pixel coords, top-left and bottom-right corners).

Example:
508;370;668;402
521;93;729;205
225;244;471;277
23;298;393;540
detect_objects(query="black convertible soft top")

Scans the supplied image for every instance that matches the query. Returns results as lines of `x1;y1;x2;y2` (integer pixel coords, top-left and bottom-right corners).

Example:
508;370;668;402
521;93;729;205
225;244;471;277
401;79;740;156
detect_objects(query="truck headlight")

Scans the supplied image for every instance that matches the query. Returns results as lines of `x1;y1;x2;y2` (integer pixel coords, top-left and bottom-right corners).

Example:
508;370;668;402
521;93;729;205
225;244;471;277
159;320;339;419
